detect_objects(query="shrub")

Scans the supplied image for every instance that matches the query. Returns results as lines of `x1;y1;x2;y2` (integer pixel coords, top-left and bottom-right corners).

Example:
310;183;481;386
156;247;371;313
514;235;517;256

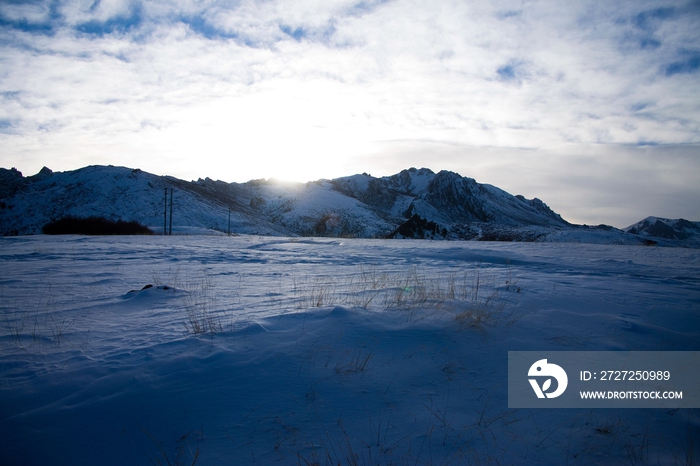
42;216;153;235
387;214;445;239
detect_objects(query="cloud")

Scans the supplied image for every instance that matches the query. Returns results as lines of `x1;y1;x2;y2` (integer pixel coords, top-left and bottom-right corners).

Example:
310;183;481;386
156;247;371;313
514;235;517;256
0;1;53;24
75;5;144;36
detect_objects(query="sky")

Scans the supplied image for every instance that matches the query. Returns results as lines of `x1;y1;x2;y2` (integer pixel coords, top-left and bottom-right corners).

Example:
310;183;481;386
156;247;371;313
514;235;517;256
0;0;699;228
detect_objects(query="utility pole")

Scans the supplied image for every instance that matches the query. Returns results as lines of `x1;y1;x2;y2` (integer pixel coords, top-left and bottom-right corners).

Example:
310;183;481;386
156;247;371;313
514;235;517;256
228;207;231;236
169;188;173;235
163;188;168;236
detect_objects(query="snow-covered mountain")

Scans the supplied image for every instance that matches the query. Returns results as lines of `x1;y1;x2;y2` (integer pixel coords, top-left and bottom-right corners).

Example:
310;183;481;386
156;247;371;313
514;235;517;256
624;217;700;247
0;165;287;237
0;165;695;246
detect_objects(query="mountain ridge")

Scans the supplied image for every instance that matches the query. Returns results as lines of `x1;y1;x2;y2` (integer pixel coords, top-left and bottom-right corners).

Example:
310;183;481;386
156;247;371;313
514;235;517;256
0;164;697;246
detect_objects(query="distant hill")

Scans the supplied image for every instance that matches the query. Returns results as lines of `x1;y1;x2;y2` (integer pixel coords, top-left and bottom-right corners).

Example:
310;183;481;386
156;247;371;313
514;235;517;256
0;165;695;246
624;217;700;247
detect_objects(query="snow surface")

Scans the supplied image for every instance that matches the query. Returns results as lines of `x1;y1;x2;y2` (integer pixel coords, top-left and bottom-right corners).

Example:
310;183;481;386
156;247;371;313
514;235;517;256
1;235;699;465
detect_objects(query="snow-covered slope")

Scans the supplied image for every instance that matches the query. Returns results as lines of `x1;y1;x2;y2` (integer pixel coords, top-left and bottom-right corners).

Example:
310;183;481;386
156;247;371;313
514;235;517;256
0;165;696;246
0;165;285;237
1;236;699;465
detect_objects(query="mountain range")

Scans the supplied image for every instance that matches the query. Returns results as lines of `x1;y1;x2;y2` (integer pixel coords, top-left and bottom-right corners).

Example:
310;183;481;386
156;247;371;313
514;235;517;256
1;165;698;246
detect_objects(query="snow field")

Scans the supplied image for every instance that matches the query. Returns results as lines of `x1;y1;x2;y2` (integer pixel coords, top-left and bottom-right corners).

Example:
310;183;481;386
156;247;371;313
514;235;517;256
0;235;699;465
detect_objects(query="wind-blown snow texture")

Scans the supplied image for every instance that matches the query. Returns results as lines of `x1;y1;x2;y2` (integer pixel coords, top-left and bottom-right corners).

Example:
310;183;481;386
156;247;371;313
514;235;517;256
1;235;699;465
2;165;696;246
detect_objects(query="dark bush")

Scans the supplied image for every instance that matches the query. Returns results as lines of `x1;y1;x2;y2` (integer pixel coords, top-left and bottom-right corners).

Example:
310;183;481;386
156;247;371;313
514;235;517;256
42;216;154;235
387;214;445;239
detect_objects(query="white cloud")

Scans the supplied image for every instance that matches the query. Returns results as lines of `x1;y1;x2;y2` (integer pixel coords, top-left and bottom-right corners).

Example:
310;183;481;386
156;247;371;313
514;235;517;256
0;2;52;24
57;0;137;26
